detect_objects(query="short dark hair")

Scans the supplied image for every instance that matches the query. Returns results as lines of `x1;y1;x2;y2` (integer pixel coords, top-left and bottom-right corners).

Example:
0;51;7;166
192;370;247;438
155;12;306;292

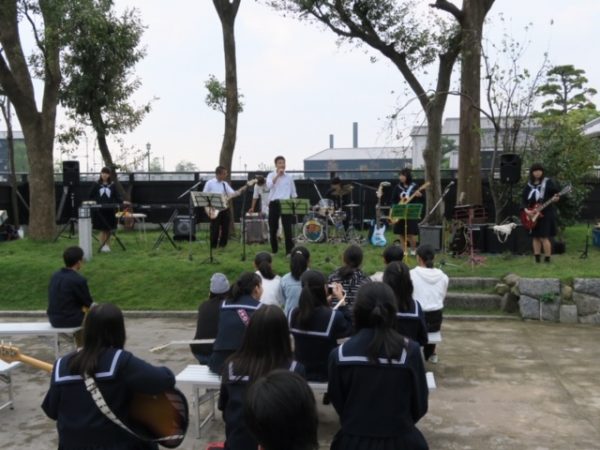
69;303;126;376
63;246;84;267
416;244;436;268
383;245;404;264
230;272;262;302
274;155;285;164
216;165;227;175
528;163;544;182
244;370;318;450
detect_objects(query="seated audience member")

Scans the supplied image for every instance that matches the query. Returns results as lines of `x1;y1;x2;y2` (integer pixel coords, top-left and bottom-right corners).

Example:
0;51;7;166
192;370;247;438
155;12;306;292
244;370;318;450
280;246;310;315
219;305;305;450
383;262;428;346
370;244;405;282
328;282;429;450
288;270;352;381
190;273;230;365
209;272;263;374
328;244;371;308
47;246;93;328
254;252;283;306
410;244;449;363
42;303;175;450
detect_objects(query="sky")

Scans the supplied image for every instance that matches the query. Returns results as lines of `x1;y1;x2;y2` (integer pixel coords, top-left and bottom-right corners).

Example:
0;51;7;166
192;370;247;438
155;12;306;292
3;0;600;172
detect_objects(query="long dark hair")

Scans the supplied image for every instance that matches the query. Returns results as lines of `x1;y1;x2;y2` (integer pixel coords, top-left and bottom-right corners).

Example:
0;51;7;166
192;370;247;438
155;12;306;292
383;261;413;312
230;272;262;303
416;244;435;269
528;163;545;183
290;246;310;280
399;167;413;185
255;252;276;280
338;245;363;279
69;303;126;376
244;370;318;450
295;270;329;329
353;282;405;363
227;305;293;381
97;167;112;184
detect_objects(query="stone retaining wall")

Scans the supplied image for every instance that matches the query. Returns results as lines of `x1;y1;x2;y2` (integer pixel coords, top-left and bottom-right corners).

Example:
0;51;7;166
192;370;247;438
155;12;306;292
500;275;600;324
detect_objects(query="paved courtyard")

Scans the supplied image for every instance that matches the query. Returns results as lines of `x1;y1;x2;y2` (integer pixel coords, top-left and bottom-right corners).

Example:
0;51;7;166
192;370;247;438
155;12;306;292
1;316;599;450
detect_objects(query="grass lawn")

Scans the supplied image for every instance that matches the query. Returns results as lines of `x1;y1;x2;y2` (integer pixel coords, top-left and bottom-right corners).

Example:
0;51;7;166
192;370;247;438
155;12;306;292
0;223;597;311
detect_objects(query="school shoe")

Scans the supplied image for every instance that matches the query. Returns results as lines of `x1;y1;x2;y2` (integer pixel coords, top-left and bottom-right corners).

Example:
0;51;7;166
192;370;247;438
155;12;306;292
101;245;111;253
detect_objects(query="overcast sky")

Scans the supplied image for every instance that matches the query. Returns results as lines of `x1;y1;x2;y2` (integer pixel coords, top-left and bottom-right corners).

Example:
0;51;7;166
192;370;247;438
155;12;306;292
4;1;600;172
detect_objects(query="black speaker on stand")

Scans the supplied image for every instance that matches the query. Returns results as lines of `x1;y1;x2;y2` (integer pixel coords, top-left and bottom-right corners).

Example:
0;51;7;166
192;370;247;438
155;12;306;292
499;154;522;220
63;160;80;186
173;215;196;241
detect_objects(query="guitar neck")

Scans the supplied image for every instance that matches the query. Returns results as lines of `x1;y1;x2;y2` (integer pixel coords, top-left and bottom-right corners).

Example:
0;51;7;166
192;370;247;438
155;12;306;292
12;354;53;373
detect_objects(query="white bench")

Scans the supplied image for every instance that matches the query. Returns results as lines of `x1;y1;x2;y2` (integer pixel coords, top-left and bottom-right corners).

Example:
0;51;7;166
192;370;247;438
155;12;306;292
176;364;436;438
0;322;81;358
428;331;442;344
0;360;21;411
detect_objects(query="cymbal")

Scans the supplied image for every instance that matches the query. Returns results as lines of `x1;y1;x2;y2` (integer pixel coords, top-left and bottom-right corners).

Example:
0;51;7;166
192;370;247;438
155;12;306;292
344;203;360;208
332;185;354;196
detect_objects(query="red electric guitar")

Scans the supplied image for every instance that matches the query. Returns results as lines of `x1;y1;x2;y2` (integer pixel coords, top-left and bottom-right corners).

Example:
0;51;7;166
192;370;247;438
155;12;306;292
520;184;571;231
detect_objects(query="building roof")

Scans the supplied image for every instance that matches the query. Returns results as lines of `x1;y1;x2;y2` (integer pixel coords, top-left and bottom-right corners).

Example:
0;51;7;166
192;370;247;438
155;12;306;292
410;117;539;137
304;147;410;161
583;117;600;138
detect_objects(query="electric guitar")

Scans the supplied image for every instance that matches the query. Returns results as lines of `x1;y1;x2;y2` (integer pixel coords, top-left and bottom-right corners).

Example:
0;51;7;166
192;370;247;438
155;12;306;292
0;344;188;448
204;179;257;219
370;182;389;247
399;181;430;204
520;184;572;231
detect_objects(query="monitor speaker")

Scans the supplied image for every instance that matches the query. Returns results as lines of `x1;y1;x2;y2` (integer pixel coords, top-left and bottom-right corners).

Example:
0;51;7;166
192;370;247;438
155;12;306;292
173;215;196;240
62;160;80;186
499;154;521;185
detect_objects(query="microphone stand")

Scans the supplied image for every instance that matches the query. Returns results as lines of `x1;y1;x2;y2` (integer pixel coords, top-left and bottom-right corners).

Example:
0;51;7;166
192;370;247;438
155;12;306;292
421;182;454;225
178;179;203;261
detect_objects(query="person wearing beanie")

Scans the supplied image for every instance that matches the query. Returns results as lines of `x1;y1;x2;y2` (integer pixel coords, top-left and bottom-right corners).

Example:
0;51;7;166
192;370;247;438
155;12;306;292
190;273;231;365
410;244;449;363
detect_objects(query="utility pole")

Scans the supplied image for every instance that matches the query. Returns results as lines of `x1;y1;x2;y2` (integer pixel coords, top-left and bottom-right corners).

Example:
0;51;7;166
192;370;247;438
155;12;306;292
146;142;151;172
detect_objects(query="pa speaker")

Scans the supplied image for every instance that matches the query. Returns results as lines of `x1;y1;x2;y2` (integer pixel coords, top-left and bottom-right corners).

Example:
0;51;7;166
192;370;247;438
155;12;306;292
173;215;196;240
499;154;521;185
62;160;80;186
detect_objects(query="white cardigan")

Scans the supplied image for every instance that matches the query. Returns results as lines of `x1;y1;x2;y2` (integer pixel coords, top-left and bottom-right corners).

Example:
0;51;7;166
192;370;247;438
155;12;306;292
410;266;449;312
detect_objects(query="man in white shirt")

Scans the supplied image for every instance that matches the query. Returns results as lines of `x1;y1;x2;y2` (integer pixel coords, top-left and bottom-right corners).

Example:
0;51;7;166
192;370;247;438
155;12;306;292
249;176;270;216
266;156;297;255
202;166;235;248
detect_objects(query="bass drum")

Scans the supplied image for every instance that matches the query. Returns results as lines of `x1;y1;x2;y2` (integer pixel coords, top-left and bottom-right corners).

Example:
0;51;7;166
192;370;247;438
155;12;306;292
302;217;326;243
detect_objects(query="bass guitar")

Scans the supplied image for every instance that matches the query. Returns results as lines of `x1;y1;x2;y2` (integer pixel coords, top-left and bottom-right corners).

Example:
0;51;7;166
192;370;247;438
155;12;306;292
520;184;572;231
0;344;188;449
205;179;257;219
370;182;389;247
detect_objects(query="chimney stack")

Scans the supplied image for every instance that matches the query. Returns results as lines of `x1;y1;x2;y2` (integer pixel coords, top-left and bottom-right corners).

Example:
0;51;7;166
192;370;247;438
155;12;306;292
329;134;334;149
352;122;358;148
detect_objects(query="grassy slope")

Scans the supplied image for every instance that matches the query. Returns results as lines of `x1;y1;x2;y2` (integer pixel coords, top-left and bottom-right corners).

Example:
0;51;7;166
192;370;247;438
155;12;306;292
0;224;597;310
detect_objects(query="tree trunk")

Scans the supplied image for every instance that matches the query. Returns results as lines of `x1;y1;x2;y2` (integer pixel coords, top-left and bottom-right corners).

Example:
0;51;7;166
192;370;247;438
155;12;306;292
0;100;19;227
422;107;444;224
213;0;241;175
92;112;129;201
457;0;494;206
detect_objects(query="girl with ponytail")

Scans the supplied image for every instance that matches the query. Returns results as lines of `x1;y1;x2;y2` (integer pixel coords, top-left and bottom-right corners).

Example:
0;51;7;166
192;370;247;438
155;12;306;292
410;244;449;363
280;246;311;315
328;282;429;450
254;252;283;306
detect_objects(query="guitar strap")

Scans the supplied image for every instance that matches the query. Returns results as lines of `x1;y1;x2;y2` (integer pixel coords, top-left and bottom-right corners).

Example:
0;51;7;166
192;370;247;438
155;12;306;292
84;375;184;444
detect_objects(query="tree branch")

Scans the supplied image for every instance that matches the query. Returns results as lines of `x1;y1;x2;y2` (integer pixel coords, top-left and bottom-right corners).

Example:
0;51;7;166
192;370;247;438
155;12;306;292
430;0;464;24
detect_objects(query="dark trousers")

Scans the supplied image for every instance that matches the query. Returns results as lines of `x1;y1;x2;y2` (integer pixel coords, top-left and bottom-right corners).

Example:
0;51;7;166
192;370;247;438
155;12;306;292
424;309;443;360
210;208;230;248
269;200;294;254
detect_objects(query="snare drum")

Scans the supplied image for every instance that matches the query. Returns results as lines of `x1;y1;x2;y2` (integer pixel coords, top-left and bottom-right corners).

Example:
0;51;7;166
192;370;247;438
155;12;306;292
331;210;346;225
302;217;326;243
316;199;335;216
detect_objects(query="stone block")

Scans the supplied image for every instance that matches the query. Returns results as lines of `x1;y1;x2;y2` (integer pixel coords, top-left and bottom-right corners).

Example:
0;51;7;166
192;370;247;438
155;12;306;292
519;295;540;320
495;283;510;295
501;292;519;313
579;313;600;325
559;305;578;324
573;279;600;296
573;292;600;316
541;298;561;322
519;278;560;298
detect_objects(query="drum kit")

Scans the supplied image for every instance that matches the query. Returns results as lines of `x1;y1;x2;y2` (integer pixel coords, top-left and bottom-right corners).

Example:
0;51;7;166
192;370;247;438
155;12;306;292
298;181;362;244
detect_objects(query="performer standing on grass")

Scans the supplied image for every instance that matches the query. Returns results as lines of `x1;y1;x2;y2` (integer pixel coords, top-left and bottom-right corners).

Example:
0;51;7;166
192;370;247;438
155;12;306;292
521;163;560;263
203;166;235;249
89;167;126;253
391;168;423;256
266;156;297;256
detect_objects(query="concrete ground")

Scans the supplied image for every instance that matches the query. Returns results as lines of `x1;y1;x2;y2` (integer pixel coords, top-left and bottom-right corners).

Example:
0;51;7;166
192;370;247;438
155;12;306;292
1;316;599;450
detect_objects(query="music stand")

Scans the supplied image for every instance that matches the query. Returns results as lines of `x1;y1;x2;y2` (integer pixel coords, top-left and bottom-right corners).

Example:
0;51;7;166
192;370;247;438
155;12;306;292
152;208;180;251
178;179;203;261
391;203;422;258
191;192;226;264
280;198;310;242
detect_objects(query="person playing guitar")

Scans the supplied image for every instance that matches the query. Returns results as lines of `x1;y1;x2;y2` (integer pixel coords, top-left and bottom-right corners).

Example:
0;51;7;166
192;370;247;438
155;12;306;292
391;168;424;256
521;163;560;263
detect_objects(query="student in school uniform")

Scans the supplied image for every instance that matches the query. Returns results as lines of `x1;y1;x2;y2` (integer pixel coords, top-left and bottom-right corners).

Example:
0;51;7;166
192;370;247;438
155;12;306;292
383;261;428;346
327;244;371;309
288;270;352;382
328;282;429;450
219;305;305;450
280;246;311;315
370;244;405;282
208;272;263;375
254;252;283;306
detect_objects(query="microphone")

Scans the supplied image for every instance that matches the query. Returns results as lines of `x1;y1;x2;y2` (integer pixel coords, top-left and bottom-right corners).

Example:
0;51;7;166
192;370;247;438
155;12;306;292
446;181;455;187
